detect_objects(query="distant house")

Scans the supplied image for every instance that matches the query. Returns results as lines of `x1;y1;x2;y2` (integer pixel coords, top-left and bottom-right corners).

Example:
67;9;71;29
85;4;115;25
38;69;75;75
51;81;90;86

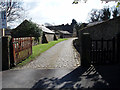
11;20;56;44
38;25;56;43
52;30;60;39
58;30;72;38
52;30;72;38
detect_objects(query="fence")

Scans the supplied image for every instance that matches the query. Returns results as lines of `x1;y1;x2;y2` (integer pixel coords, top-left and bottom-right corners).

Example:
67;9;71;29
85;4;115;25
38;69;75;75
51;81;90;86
12;37;32;65
90;38;117;65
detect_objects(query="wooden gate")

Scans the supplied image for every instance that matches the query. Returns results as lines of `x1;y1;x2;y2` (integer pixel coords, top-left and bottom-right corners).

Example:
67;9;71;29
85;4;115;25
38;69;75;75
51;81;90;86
90;38;118;65
12;37;32;65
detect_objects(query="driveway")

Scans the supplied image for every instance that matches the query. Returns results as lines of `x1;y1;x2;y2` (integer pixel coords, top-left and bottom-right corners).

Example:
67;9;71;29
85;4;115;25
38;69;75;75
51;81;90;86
2;38;120;89
14;38;80;69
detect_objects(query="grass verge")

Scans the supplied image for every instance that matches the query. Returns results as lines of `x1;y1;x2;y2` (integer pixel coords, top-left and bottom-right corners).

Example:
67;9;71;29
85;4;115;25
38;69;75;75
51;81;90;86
17;38;68;67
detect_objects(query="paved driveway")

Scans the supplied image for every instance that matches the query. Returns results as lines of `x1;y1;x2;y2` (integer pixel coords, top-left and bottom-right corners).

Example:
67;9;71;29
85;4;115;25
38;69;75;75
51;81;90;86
2;38;120;89
14;38;80;69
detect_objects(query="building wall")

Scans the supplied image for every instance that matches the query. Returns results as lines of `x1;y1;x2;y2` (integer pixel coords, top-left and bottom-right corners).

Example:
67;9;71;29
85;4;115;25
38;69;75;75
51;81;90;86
0;11;2;29
0;11;2;37
62;34;72;38
79;16;120;40
45;33;54;42
32;37;42;46
55;34;60;39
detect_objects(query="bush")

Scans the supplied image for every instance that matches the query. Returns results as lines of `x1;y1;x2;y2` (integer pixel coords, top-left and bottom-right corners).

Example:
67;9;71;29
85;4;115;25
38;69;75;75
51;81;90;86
54;34;58;41
42;33;48;43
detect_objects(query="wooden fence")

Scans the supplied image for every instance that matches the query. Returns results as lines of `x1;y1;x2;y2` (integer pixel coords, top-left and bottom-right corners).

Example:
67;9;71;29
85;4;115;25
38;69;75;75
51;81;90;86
12;37;32;65
90;38;117;65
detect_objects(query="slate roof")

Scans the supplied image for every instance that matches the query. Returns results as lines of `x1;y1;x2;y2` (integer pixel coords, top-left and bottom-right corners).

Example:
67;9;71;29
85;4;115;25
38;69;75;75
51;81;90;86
87;21;104;27
39;25;55;34
59;30;71;34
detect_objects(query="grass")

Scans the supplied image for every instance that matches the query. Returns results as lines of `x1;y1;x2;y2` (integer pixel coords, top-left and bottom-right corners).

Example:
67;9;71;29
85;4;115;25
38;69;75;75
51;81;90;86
17;38;68;67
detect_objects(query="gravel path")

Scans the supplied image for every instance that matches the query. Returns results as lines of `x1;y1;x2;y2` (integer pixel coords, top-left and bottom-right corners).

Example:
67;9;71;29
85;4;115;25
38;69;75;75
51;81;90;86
14;38;80;69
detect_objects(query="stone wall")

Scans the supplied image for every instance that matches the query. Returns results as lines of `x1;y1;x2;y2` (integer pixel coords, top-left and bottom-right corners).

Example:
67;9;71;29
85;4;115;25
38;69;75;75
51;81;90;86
45;33;54;42
0;37;2;71
79;16;120;40
78;17;120;65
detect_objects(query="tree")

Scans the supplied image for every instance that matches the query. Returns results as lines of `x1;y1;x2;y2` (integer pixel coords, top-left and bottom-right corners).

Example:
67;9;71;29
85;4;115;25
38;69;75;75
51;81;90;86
88;9;101;22
11;20;42;39
75;23;82;37
42;33;48;43
100;8;111;21
71;19;77;25
88;7;111;22
112;8;119;18
71;19;77;35
0;0;24;24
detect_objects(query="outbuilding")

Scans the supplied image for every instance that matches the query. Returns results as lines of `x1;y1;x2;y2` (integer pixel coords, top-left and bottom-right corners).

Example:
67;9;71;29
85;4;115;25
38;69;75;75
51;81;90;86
38;25;56;43
59;30;72;38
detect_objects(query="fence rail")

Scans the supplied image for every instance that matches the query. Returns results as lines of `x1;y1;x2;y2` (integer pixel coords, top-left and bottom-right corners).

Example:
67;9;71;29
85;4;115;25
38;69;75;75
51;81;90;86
12;37;32;65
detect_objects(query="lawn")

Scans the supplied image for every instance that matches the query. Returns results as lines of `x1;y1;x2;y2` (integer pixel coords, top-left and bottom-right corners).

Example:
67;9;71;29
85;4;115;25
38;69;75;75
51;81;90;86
17;38;68;66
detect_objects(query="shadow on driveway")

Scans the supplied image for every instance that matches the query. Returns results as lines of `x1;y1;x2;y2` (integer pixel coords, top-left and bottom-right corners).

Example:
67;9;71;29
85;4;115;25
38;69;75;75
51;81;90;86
31;64;120;89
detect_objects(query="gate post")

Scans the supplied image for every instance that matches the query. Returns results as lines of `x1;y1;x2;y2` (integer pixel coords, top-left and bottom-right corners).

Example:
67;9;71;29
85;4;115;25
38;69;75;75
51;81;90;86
117;34;120;63
81;33;91;67
2;37;10;70
9;37;15;68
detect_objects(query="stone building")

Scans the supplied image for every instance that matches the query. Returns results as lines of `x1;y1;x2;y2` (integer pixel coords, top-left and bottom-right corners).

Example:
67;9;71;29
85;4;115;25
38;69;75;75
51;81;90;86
79;16;120;40
38;25;55;43
59;30;72;38
11;20;56;44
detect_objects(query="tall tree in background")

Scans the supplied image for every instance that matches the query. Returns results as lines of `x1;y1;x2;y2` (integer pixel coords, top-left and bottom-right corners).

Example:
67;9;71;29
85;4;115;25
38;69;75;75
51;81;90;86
88;9;101;22
112;8;119;18
0;0;24;26
100;8;111;21
71;19;77;36
88;7;112;23
75;23;82;37
71;19;77;26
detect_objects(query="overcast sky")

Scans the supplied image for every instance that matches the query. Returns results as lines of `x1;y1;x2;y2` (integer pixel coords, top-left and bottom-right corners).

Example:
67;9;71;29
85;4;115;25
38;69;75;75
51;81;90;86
22;0;117;25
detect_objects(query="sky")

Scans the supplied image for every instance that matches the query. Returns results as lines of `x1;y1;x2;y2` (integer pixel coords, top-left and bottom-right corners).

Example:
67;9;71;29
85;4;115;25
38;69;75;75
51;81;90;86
22;0;117;26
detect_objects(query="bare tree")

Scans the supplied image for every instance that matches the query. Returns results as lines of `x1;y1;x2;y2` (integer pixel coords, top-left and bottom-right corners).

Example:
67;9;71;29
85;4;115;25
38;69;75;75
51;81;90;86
112;8;119;18
100;7;111;21
88;9;101;22
0;0;24;24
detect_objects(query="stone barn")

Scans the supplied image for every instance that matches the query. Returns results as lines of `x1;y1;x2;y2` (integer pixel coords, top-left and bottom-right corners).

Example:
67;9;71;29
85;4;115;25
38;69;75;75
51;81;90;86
51;30;72;38
39;25;56;43
59;30;72;38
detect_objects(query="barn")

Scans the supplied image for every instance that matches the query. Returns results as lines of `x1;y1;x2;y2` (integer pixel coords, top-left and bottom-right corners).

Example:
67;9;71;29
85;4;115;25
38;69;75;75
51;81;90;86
38;25;56;43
